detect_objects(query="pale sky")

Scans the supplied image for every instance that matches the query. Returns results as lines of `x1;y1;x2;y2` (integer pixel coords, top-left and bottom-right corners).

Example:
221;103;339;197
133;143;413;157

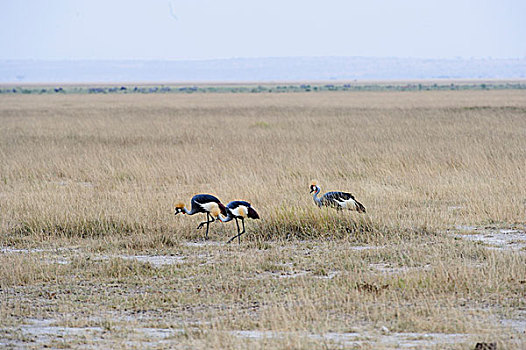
1;0;525;60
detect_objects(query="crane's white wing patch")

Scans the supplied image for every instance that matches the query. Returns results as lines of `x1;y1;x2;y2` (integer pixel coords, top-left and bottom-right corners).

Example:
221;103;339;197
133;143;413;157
231;205;248;217
200;202;218;212
337;199;357;210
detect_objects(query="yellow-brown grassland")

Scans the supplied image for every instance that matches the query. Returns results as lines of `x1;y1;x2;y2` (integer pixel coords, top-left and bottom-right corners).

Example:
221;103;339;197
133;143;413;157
1;88;525;349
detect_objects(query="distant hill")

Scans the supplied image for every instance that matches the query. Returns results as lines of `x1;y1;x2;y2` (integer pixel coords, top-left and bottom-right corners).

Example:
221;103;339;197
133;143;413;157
1;57;525;83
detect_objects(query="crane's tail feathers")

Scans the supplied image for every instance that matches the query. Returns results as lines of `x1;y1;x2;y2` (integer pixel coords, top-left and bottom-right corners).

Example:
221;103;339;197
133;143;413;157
248;207;260;219
355;201;366;213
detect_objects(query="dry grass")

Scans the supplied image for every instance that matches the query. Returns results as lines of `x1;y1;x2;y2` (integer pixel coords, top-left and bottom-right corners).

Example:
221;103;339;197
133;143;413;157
1;90;525;348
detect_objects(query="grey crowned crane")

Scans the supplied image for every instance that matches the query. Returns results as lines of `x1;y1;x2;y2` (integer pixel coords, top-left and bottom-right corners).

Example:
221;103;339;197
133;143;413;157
310;181;366;213
174;194;228;239
219;201;260;244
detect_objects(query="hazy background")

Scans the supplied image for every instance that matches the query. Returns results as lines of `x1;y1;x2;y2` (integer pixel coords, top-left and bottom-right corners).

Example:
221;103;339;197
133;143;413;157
1;0;525;82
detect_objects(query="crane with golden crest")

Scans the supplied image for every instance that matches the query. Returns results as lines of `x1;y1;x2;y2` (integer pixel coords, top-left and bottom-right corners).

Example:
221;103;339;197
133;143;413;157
219;201;260;244
174;194;228;239
309;181;366;213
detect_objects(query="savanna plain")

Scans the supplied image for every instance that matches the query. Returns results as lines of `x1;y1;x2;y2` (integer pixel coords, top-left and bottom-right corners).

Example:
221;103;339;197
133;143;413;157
1;89;525;349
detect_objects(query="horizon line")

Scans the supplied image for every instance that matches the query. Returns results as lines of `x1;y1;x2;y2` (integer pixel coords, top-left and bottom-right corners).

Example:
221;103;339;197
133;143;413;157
2;55;526;62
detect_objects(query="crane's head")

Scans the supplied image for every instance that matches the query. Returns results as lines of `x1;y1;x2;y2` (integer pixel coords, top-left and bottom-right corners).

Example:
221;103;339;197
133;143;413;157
174;202;185;215
310;180;318;193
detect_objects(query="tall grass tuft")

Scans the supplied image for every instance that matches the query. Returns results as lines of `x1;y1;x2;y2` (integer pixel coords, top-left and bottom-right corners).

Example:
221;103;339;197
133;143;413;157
252;205;379;241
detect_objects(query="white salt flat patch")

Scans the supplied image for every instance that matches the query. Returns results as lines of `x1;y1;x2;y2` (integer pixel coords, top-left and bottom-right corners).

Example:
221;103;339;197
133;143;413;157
1;247;74;265
369;263;431;274
500;318;526;334
455;225;479;231
267;270;310;279
119;254;186;267
182;241;224;247
48;257;70;265
18;319;103;338
259;261;310;279
135;327;184;338
2;247;199;267
0;247;79;254
373;332;472;347
315;271;339;279
5;319;188;348
1;247;46;253
453;226;526;253
54;180;94;187
455;232;526;253
349;245;386;251
448;206;463;211
500;229;519;234
231;330;281;339
231;330;474;348
3;319;489;349
254;269;339;280
94;254;191;267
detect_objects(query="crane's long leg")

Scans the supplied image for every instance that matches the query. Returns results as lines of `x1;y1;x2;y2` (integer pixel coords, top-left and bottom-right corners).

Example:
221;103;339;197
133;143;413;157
196;214;208;229
227;218;240;244
239;219;246;244
205;213;212;239
227;218;246;244
197;213;215;240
